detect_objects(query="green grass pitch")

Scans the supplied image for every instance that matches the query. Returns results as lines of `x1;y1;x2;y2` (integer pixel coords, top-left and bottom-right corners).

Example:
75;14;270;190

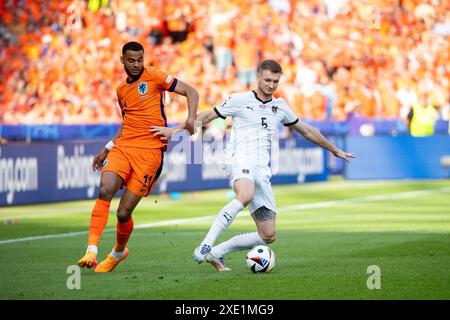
0;178;449;300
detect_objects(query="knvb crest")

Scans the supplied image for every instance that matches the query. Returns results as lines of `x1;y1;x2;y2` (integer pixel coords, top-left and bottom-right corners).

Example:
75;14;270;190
138;82;148;95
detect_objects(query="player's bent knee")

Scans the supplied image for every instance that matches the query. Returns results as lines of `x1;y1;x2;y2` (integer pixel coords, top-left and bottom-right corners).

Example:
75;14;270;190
98;186;115;201
116;208;132;222
236;194;253;207
261;233;276;244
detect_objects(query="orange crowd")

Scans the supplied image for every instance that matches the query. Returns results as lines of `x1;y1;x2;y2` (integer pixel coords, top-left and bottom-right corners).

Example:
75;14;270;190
0;0;449;125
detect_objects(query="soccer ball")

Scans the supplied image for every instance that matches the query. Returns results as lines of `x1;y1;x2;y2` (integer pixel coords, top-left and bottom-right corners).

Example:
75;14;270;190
246;245;276;273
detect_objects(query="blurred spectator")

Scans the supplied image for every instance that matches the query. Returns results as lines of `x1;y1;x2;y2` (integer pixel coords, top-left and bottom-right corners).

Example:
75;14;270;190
0;0;449;129
234;31;260;88
396;83;418;119
407;91;440;136
209;2;238;81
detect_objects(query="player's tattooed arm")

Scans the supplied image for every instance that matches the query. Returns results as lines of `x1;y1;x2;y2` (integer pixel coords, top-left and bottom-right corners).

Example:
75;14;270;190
292;120;356;163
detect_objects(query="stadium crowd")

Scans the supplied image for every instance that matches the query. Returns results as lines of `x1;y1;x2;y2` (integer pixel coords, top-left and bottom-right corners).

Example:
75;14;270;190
0;0;449;125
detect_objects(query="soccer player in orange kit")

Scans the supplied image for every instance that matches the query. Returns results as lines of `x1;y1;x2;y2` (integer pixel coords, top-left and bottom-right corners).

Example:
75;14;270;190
78;41;198;272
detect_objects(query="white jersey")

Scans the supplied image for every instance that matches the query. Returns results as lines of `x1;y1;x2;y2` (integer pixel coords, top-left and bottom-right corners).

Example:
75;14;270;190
214;91;298;167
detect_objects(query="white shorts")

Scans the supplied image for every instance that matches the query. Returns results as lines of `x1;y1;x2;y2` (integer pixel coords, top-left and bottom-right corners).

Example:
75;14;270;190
226;164;276;214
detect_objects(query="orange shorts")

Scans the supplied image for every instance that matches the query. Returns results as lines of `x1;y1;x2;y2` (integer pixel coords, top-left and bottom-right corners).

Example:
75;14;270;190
102;146;164;197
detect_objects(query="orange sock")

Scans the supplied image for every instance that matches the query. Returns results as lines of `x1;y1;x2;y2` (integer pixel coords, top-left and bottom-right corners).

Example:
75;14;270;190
87;199;111;247
114;217;134;252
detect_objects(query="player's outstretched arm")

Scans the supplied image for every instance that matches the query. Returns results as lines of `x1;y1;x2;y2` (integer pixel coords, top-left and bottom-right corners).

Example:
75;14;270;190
170;79;199;135
149;123;185;142
92;124;122;171
150;109;219;141
196;109;220;125
292;120;355;163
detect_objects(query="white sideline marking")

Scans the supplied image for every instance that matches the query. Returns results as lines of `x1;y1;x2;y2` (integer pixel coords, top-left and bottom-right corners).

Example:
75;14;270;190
0;187;448;245
277;188;450;212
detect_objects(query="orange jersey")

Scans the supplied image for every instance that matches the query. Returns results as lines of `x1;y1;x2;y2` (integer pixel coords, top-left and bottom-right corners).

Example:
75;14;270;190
115;67;177;148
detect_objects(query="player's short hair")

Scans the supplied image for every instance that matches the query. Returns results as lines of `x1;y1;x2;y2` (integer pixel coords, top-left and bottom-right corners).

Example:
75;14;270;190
257;60;283;74
122;41;144;55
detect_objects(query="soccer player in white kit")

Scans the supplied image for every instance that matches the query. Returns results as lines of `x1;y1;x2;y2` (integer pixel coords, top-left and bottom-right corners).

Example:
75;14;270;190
150;60;355;271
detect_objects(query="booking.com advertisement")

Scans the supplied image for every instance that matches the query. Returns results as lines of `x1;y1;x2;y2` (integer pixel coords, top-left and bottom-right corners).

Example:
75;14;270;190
0;131;328;206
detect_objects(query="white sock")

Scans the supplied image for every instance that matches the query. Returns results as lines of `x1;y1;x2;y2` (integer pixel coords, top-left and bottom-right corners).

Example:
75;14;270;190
201;199;244;247
111;249;124;259
87;245;98;255
210;232;265;258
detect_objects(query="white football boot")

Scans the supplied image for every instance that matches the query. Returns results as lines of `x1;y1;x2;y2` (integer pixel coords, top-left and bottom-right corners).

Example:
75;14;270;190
192;244;211;263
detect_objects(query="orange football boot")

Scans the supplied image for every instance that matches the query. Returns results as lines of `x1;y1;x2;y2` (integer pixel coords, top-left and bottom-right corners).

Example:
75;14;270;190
78;251;98;269
94;248;129;273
